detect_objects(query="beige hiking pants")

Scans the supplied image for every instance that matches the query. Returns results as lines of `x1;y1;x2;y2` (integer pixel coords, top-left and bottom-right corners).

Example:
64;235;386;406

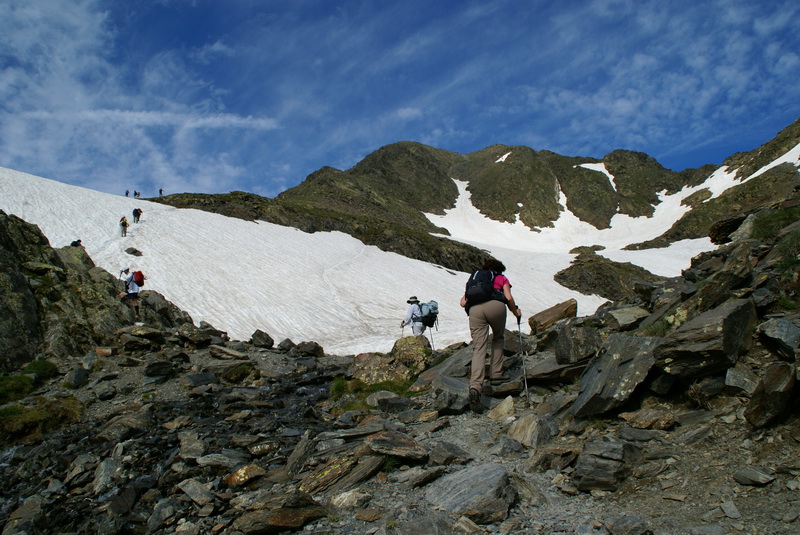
468;299;507;391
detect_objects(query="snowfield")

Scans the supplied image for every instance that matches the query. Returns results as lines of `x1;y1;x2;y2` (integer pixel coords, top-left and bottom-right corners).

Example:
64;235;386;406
2;148;797;354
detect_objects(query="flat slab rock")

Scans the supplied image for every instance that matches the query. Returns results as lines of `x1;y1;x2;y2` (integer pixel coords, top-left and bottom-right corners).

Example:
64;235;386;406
425;462;516;524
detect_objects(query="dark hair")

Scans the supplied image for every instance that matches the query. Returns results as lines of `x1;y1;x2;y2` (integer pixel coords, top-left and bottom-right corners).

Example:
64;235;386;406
482;258;506;273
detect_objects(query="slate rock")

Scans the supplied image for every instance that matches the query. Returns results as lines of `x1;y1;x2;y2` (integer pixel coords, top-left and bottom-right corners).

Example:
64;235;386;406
327;455;385;494
296;340;324;357
724;366;759;395
572;441;642;491
97;405;154;442
525;351;588;383
176;323;213;347
654;298;757;378
604;514;653;535
377;396;419;413
743;361;796;428
572;334;659;417
669;243;753;325
231;492;327;533
64;366;89;388
604;305;651;331
732;466;775;486
528;298;577;334
555;325;602;365
757;318;800;360
507;413;553;448
425;463;516;524
181;372;218;387
364;430;428;461
432;390;469;415
250;329;274;349
427;440;473;466
144;360;173;377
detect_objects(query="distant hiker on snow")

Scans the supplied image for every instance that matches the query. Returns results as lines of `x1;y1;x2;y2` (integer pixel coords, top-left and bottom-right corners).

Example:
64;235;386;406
401;296;426;336
119;216;129;237
460;259;521;414
125;189;129;197
132;208;142;223
159;188;163;196
119;267;142;319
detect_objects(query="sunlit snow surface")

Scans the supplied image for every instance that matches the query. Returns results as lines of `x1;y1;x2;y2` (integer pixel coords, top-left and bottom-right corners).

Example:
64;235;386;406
2;145;798;354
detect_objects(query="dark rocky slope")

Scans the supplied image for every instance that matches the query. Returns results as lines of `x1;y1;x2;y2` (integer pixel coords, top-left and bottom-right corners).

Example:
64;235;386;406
0;211;192;373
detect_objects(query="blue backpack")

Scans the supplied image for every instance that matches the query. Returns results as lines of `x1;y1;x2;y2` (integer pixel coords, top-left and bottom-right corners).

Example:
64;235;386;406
416;300;439;328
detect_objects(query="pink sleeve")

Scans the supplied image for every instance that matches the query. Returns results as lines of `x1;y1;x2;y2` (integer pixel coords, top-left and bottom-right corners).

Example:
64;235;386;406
493;274;510;290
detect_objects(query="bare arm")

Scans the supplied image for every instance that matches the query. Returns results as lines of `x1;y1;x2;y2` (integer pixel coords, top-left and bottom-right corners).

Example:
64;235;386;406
503;283;522;318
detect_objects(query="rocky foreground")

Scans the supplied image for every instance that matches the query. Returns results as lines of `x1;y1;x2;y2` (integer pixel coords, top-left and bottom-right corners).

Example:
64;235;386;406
1;199;800;535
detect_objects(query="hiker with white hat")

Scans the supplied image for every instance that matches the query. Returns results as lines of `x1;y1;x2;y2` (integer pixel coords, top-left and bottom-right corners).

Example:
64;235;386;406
400;296;426;336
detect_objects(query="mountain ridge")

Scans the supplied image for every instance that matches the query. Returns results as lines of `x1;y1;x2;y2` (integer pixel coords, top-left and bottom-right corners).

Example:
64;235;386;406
152;118;800;273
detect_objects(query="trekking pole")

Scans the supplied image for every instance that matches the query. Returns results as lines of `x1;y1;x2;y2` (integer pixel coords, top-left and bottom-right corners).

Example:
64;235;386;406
518;317;530;405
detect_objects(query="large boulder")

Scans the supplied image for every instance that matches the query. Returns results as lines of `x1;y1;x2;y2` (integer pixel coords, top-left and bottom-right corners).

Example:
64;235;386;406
572;441;643;491
653;298;757;378
349;352;414;385
743;362;797;428
555;325;602;365
667;243;753;328
425;463;517;524
572;334;660;418
391;335;432;373
757;318;800;361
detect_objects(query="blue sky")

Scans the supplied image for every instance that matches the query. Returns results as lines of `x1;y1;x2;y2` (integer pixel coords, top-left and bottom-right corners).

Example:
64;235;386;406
1;0;798;198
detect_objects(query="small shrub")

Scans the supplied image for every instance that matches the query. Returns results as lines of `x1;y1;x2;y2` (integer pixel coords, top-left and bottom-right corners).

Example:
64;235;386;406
330;376;348;399
639;320;670;337
0;396;82;445
0;376;35;404
687;382;712;409
382;456;401;473
20;360;59;381
336;399;370;413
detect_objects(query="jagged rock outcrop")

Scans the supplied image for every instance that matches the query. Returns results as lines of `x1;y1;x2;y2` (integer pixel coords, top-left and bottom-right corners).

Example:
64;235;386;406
0;211;191;372
554;249;666;302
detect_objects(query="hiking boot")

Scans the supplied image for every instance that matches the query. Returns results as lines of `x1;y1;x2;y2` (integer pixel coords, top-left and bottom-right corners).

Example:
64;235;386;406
469;388;483;414
490;374;511;385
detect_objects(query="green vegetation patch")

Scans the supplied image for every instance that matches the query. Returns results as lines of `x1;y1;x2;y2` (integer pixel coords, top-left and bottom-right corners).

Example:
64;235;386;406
775;230;800;272
20;360;59;379
0;375;35;404
752;207;800;240
0;396;82;445
330;376;416;401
